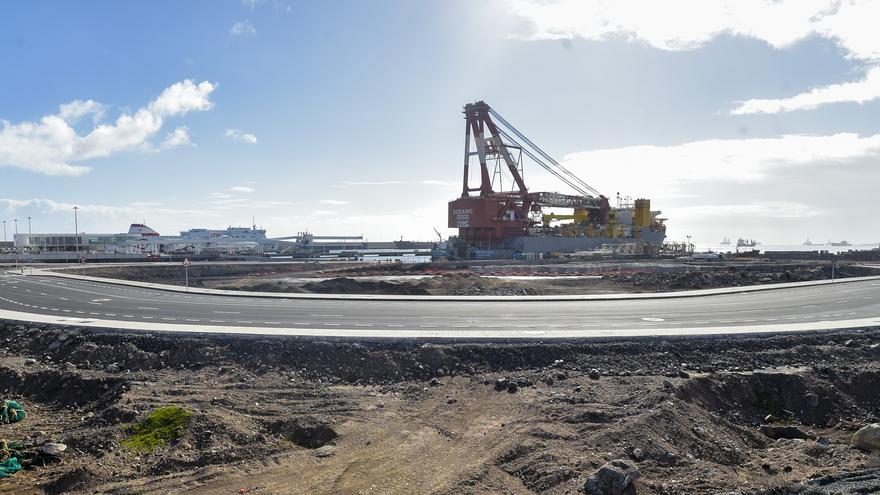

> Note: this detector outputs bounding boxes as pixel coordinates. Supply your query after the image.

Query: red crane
[448,101,609,245]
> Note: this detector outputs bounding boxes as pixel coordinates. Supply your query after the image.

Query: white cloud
[147,80,216,117]
[0,79,216,176]
[552,132,880,198]
[529,132,880,241]
[229,186,255,193]
[508,1,880,112]
[230,20,257,37]
[508,1,880,61]
[335,179,457,188]
[732,66,880,114]
[0,197,217,220]
[58,99,106,123]
[224,128,258,144]
[161,127,192,149]
[320,199,348,205]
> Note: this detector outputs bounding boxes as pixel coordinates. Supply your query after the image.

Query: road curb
[1,308,878,341]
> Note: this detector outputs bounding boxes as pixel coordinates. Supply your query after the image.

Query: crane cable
[489,109,603,198]
[497,129,591,197]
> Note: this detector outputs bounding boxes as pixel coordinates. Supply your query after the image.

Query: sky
[1,0,879,245]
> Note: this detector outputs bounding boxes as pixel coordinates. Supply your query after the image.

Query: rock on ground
[583,459,640,495]
[851,423,880,451]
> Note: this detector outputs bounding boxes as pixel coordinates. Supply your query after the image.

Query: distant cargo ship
[803,238,814,246]
[737,238,757,248]
[830,240,851,246]
[720,237,731,245]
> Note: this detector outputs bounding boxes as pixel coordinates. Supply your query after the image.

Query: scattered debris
[0,399,26,424]
[314,445,337,458]
[759,425,816,441]
[40,443,67,456]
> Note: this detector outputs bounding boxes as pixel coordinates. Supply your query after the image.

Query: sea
[696,243,880,255]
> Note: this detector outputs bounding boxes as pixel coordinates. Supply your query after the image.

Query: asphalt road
[1,273,879,339]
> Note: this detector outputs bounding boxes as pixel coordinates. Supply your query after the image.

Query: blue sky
[2,0,879,245]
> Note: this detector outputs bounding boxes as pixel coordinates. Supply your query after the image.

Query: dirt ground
[67,259,879,297]
[211,263,878,296]
[0,322,878,494]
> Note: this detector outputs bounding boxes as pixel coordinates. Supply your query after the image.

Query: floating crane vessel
[447,101,666,259]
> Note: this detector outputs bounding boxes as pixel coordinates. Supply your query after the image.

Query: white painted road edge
[1,308,878,340]
[14,269,880,302]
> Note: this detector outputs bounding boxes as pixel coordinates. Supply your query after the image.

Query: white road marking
[641,317,665,322]
[213,311,239,314]
[137,307,159,310]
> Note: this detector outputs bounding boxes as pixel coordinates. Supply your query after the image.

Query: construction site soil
[0,322,878,494]
[64,260,880,296]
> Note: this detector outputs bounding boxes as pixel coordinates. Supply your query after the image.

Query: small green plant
[121,406,191,452]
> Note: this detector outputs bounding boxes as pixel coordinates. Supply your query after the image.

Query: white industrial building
[12,223,279,260]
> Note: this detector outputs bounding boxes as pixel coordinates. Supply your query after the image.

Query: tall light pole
[2,220,5,244]
[73,206,79,266]
[13,218,18,234]
[27,216,31,234]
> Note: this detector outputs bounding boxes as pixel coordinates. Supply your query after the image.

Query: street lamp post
[13,218,18,271]
[73,206,81,272]
[27,216,31,234]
